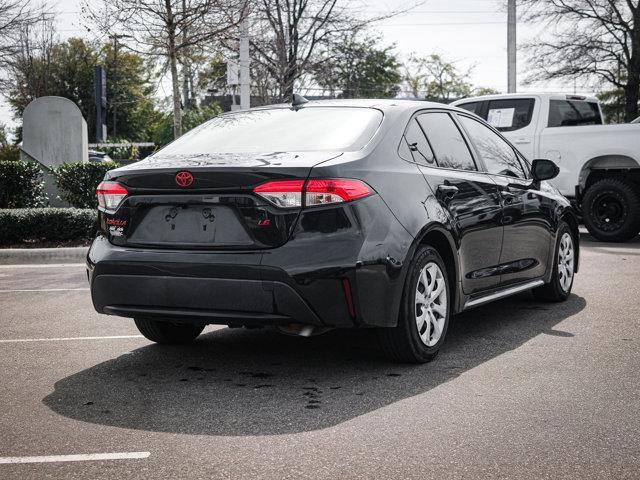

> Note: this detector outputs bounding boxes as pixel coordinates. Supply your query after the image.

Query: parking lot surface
[0,232,639,479]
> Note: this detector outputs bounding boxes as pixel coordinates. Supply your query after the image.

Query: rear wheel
[533,222,575,302]
[378,246,451,363]
[582,178,640,242]
[134,318,205,344]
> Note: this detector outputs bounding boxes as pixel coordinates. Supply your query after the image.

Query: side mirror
[531,159,560,181]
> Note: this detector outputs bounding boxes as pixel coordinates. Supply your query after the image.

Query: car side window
[486,98,535,132]
[548,100,602,127]
[416,113,477,171]
[457,101,483,116]
[458,115,526,179]
[403,118,435,166]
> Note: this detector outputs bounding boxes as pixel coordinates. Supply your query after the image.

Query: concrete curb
[0,247,88,265]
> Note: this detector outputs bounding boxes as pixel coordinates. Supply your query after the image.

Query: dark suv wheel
[582,178,640,242]
[134,318,205,344]
[378,246,451,363]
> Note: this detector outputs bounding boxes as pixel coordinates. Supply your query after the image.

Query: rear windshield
[159,107,383,154]
[548,100,602,127]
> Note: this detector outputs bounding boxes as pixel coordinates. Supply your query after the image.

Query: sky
[0,0,596,132]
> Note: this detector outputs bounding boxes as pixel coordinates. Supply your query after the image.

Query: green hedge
[55,161,119,208]
[0,161,46,208]
[0,208,97,245]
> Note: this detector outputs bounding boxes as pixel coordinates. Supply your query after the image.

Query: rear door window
[548,100,602,127]
[403,118,435,166]
[457,101,483,116]
[486,98,535,132]
[458,115,526,179]
[416,113,477,171]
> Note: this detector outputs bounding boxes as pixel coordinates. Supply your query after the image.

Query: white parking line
[0,288,89,293]
[0,452,150,464]
[0,335,144,343]
[0,263,85,269]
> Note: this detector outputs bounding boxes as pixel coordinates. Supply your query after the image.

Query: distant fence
[88,142,155,148]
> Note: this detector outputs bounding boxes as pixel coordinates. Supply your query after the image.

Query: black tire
[134,318,205,344]
[582,178,640,242]
[533,222,575,302]
[378,246,451,363]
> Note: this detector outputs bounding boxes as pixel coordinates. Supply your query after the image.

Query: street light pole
[239,3,250,110]
[507,0,517,93]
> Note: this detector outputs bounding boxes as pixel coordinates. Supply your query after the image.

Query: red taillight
[306,179,372,206]
[253,179,372,208]
[253,180,304,208]
[96,181,128,211]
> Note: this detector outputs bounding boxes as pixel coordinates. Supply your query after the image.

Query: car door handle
[437,184,459,198]
[501,189,520,204]
[514,138,531,145]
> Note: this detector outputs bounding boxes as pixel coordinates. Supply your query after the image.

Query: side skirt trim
[463,280,545,309]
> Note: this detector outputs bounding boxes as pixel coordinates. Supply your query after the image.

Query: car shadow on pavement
[43,292,586,436]
[580,231,640,252]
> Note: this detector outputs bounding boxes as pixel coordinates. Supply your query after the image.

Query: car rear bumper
[87,234,327,327]
[87,196,414,329]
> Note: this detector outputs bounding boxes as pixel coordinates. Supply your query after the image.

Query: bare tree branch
[520,0,640,121]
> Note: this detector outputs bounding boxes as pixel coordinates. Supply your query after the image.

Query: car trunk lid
[101,151,341,250]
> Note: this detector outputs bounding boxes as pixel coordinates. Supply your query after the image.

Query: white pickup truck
[452,93,640,242]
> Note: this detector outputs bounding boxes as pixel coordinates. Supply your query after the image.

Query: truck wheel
[582,178,640,242]
[134,318,205,344]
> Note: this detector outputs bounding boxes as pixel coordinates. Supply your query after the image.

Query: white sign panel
[487,108,515,129]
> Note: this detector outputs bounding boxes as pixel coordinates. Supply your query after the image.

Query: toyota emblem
[175,171,194,187]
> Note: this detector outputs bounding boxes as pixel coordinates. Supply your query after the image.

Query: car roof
[451,92,600,105]
[246,98,455,114]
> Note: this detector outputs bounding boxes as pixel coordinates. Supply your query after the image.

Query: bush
[55,161,119,208]
[0,160,46,208]
[0,144,20,162]
[0,208,97,245]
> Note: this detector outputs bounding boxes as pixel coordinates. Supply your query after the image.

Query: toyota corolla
[87,98,579,363]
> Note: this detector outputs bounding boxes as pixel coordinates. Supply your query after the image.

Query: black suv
[87,99,579,363]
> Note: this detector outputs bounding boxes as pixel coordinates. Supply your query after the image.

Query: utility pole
[181,0,190,110]
[111,35,120,137]
[239,3,250,110]
[507,0,517,93]
[94,65,107,142]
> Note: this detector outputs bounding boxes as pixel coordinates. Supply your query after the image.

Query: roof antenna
[292,93,309,109]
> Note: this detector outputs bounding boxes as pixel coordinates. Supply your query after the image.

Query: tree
[314,35,401,98]
[84,0,244,139]
[0,123,19,161]
[250,0,415,102]
[0,0,47,65]
[404,54,473,103]
[520,0,640,122]
[597,85,639,122]
[2,29,158,142]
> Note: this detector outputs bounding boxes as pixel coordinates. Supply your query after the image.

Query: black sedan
[87,98,579,363]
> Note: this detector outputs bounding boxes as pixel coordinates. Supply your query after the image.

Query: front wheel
[134,318,205,344]
[533,223,576,302]
[378,246,451,363]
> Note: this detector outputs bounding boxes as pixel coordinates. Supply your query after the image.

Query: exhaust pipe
[277,324,333,337]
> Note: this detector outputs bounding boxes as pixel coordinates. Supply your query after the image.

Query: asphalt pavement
[0,232,639,479]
